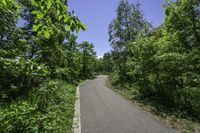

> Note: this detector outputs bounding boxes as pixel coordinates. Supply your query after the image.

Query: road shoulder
[73,86,81,133]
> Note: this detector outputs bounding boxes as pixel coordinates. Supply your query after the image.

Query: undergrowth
[107,74,200,133]
[0,80,76,133]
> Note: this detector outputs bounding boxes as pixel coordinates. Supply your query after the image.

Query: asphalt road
[79,75,176,133]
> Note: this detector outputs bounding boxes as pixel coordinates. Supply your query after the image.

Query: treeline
[0,0,98,132]
[103,0,200,119]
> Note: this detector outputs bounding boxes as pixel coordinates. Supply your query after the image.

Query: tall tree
[79,41,96,79]
[164,0,200,86]
[0,0,87,100]
[0,1,19,58]
[108,0,151,81]
[102,52,114,72]
[164,0,200,48]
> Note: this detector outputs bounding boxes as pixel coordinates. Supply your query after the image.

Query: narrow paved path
[80,75,176,133]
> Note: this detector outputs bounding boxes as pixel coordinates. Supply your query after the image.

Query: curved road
[79,75,176,133]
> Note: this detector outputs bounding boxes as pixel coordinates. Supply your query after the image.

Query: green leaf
[63,15,70,22]
[46,16,52,24]
[31,11,43,15]
[31,11,44,19]
[80,22,87,31]
[57,9,61,16]
[47,1,52,9]
[33,24,42,32]
[65,25,70,30]
[44,31,50,39]
[59,15,62,21]
[56,0,60,3]
[70,23,76,32]
[76,26,80,33]
[31,0,39,6]
[37,13,44,19]
[1,0,7,5]
[60,4,67,11]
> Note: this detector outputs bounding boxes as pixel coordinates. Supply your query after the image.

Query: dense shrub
[174,88,200,119]
[106,0,200,120]
[0,101,39,133]
[0,57,48,102]
[0,80,76,133]
[0,0,97,132]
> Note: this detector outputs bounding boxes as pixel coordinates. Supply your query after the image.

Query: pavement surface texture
[80,75,176,133]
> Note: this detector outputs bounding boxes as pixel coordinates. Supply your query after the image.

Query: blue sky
[69,0,165,57]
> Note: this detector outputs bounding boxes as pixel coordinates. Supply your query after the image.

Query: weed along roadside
[0,80,77,132]
[107,74,200,133]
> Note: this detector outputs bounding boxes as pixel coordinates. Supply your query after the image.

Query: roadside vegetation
[0,0,99,132]
[1,0,199,132]
[102,0,200,132]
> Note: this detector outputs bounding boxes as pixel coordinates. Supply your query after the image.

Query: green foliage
[108,0,151,81]
[35,80,76,132]
[102,52,115,73]
[0,57,48,101]
[0,80,76,133]
[0,101,39,133]
[164,0,200,47]
[174,87,200,119]
[79,41,97,79]
[107,0,200,120]
[108,0,151,49]
[0,0,98,132]
[29,0,86,38]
